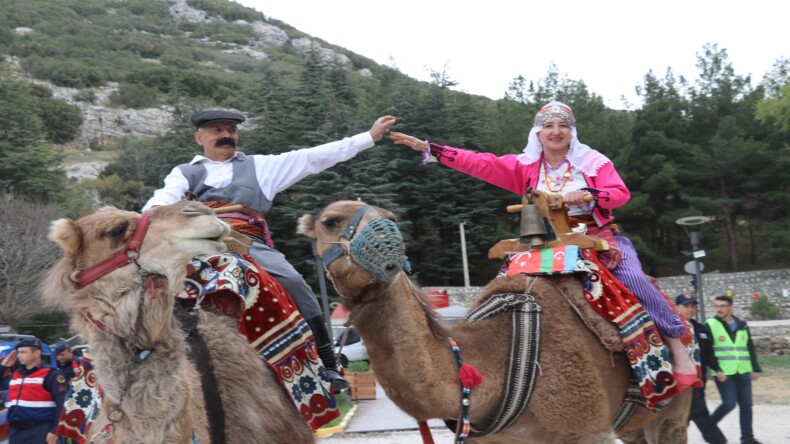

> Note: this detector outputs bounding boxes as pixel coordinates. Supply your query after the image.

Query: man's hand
[716,371,726,382]
[752,372,760,381]
[389,132,428,152]
[47,432,58,444]
[369,116,397,141]
[1,350,17,367]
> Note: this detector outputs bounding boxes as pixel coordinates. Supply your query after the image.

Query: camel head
[298,200,406,307]
[42,201,230,343]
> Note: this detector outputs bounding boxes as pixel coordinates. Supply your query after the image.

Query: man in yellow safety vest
[706,295,762,444]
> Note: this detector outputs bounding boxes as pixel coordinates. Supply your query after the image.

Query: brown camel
[42,201,314,444]
[298,200,691,444]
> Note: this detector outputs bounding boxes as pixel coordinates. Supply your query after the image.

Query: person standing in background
[676,293,727,444]
[707,295,762,444]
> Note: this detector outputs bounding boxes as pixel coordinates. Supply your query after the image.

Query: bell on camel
[519,203,547,248]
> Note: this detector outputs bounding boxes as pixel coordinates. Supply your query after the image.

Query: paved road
[321,382,790,443]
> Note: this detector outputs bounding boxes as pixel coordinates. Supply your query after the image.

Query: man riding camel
[143,110,396,391]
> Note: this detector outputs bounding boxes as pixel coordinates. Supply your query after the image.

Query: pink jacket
[427,143,630,227]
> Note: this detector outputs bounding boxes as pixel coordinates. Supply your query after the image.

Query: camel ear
[297,214,316,238]
[49,218,83,257]
[375,206,399,222]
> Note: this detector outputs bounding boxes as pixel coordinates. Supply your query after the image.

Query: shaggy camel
[42,201,313,444]
[299,200,691,444]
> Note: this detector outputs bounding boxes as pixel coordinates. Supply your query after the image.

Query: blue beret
[54,340,69,355]
[190,110,245,128]
[675,293,698,305]
[16,338,42,350]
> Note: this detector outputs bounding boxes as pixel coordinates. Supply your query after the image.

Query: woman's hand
[389,132,428,152]
[563,190,592,206]
[369,116,397,141]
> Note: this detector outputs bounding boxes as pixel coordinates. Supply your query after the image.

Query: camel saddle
[489,190,623,352]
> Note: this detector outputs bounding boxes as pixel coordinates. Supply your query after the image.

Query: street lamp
[675,216,713,320]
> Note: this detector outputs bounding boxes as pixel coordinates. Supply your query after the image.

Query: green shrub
[346,361,371,372]
[191,22,256,45]
[36,98,83,143]
[109,83,159,108]
[48,59,105,88]
[73,88,97,104]
[750,295,781,320]
[187,0,263,22]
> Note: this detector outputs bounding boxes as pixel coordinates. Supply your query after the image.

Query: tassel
[458,363,483,388]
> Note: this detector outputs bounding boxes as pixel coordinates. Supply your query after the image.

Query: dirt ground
[320,370,790,444]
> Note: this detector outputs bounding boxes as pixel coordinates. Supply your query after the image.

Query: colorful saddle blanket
[180,253,339,429]
[506,246,700,409]
[56,357,102,442]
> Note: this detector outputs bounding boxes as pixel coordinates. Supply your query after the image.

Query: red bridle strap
[76,210,154,289]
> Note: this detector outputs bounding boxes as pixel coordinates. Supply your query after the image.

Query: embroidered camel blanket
[506,246,700,409]
[56,357,102,442]
[180,253,340,429]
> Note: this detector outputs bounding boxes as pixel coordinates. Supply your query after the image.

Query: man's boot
[306,316,349,392]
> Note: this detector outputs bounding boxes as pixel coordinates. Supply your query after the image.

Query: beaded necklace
[541,158,572,194]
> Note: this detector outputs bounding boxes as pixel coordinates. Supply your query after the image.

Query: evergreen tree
[0,76,66,202]
[685,44,772,271]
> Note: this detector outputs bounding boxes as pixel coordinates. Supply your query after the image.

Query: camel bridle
[75,209,156,289]
[73,209,166,337]
[318,205,408,303]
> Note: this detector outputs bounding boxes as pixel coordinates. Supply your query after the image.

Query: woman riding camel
[390,101,697,389]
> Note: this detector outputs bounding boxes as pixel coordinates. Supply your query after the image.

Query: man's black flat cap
[191,110,245,128]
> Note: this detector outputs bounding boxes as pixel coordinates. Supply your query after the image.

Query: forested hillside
[1,0,788,333]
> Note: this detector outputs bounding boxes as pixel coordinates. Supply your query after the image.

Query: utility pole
[460,222,470,288]
[676,216,712,321]
[690,231,706,321]
[311,242,334,341]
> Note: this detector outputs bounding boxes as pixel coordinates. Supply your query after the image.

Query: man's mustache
[215,138,236,147]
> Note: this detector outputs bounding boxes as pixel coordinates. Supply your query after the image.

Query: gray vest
[178,153,273,215]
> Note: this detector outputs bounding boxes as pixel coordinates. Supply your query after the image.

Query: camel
[298,200,691,444]
[42,201,314,444]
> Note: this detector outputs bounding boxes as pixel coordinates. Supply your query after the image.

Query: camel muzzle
[322,205,409,282]
[348,217,407,281]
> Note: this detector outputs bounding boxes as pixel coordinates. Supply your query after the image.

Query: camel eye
[321,218,340,230]
[105,222,129,240]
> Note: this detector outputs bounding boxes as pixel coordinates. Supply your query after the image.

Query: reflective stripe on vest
[706,319,753,375]
[5,367,57,422]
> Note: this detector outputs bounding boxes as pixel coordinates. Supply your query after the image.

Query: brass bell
[519,203,547,248]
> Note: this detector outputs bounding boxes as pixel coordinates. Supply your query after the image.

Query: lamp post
[459,222,470,288]
[676,216,712,321]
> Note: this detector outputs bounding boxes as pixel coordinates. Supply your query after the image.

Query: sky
[236,1,787,109]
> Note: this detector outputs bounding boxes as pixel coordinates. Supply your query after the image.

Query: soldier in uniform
[0,338,68,444]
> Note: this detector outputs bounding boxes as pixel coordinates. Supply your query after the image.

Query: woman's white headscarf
[515,101,610,176]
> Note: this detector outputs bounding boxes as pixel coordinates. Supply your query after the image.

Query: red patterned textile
[55,357,101,443]
[180,253,340,430]
[579,248,701,408]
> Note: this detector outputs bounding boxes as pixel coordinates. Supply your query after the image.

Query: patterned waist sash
[202,201,275,248]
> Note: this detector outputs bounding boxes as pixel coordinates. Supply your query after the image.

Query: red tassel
[458,363,483,388]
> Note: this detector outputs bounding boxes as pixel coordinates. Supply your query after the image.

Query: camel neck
[349,275,462,420]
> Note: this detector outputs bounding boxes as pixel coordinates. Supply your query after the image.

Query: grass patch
[321,392,354,428]
[758,353,790,373]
